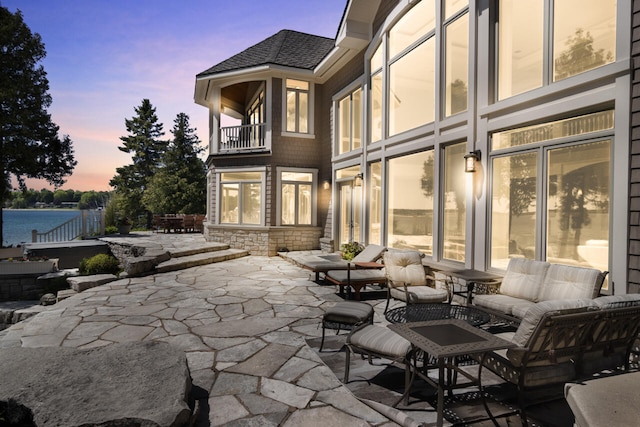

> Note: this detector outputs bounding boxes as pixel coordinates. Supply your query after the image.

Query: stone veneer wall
[630,0,640,293]
[205,226,323,256]
[0,274,43,301]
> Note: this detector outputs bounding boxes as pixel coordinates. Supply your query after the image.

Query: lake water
[2,209,80,247]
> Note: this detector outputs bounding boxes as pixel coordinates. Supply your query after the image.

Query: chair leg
[344,346,352,383]
[319,321,326,352]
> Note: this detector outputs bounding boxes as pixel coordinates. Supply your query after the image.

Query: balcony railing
[218,123,266,153]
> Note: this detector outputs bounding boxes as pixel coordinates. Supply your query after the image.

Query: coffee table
[389,319,515,427]
[385,303,490,327]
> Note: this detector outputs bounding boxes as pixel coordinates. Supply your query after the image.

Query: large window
[280,170,314,225]
[442,142,466,261]
[338,88,362,154]
[490,112,612,272]
[286,79,309,133]
[387,151,434,253]
[444,9,468,116]
[388,0,436,136]
[219,171,263,225]
[498,0,616,100]
[370,44,383,143]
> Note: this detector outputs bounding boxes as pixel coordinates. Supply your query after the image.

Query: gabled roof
[197,30,335,78]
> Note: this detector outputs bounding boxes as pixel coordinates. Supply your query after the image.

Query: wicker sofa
[472,258,608,323]
[476,294,640,425]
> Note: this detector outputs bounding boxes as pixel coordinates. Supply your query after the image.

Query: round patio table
[385,304,490,327]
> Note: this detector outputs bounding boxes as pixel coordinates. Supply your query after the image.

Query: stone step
[168,242,230,258]
[155,248,249,273]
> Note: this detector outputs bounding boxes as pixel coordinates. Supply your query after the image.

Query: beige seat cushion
[473,294,535,317]
[349,325,411,359]
[389,286,448,304]
[498,258,550,301]
[383,250,427,286]
[538,264,602,301]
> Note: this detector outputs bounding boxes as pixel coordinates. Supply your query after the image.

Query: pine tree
[0,6,76,245]
[142,113,206,214]
[110,99,166,226]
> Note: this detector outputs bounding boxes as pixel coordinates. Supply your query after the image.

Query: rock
[40,293,56,305]
[67,273,117,292]
[0,341,192,426]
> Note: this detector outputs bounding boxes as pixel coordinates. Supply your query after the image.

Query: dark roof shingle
[197,30,335,78]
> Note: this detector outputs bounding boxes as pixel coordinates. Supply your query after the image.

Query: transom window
[219,171,263,225]
[497,0,616,100]
[286,79,309,133]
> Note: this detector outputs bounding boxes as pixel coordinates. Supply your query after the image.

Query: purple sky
[3,0,346,191]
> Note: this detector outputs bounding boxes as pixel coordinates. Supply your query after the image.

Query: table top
[389,319,515,358]
[445,269,502,282]
[385,304,490,326]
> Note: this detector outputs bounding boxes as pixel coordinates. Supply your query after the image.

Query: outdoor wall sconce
[353,173,364,187]
[464,150,481,173]
[322,180,330,190]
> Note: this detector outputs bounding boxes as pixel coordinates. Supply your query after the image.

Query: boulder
[0,341,192,426]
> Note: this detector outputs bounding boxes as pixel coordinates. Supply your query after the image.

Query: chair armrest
[353,261,384,269]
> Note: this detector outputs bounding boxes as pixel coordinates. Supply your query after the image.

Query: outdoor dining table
[389,319,515,427]
[385,303,491,326]
[421,259,502,305]
[161,216,184,233]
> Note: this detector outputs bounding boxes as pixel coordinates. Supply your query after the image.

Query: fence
[32,210,106,243]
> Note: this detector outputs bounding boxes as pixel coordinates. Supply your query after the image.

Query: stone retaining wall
[204,225,323,256]
[0,274,43,301]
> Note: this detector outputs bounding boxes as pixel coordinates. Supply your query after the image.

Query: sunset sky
[3,0,345,191]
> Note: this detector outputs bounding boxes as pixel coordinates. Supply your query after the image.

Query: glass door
[338,181,362,245]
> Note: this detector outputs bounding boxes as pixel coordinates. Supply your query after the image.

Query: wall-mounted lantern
[353,173,363,187]
[464,150,481,173]
[322,180,331,190]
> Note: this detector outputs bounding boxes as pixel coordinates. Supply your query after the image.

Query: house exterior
[196,0,639,295]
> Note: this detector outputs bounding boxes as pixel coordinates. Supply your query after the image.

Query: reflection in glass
[389,39,435,136]
[442,142,466,261]
[387,151,434,253]
[338,89,362,154]
[547,141,610,271]
[242,183,261,225]
[491,152,538,269]
[369,162,382,245]
[371,72,383,142]
[553,0,615,81]
[498,0,543,99]
[445,13,468,116]
[221,184,239,224]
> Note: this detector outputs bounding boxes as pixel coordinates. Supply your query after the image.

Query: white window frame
[215,166,266,227]
[282,78,315,138]
[276,167,318,226]
[333,79,365,158]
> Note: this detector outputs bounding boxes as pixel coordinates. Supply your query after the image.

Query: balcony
[216,123,267,154]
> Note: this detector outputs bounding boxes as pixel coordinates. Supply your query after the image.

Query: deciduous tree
[0,7,76,245]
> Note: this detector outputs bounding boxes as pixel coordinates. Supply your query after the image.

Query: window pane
[221,172,261,181]
[371,72,383,142]
[282,172,312,182]
[299,92,308,133]
[371,43,383,72]
[339,96,350,154]
[442,143,466,261]
[554,0,616,81]
[547,140,610,271]
[286,79,309,90]
[388,0,435,59]
[498,0,543,100]
[387,151,434,253]
[282,183,295,225]
[221,183,239,224]
[445,13,469,116]
[389,39,435,136]
[298,184,312,224]
[286,90,297,132]
[242,183,261,224]
[353,88,362,149]
[369,162,382,245]
[445,0,468,20]
[492,110,614,150]
[490,152,537,269]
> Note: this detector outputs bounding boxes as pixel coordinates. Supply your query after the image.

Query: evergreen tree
[0,7,76,245]
[142,113,206,214]
[109,99,166,226]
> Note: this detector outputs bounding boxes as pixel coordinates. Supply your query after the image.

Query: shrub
[105,225,118,235]
[341,241,364,261]
[79,253,121,276]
